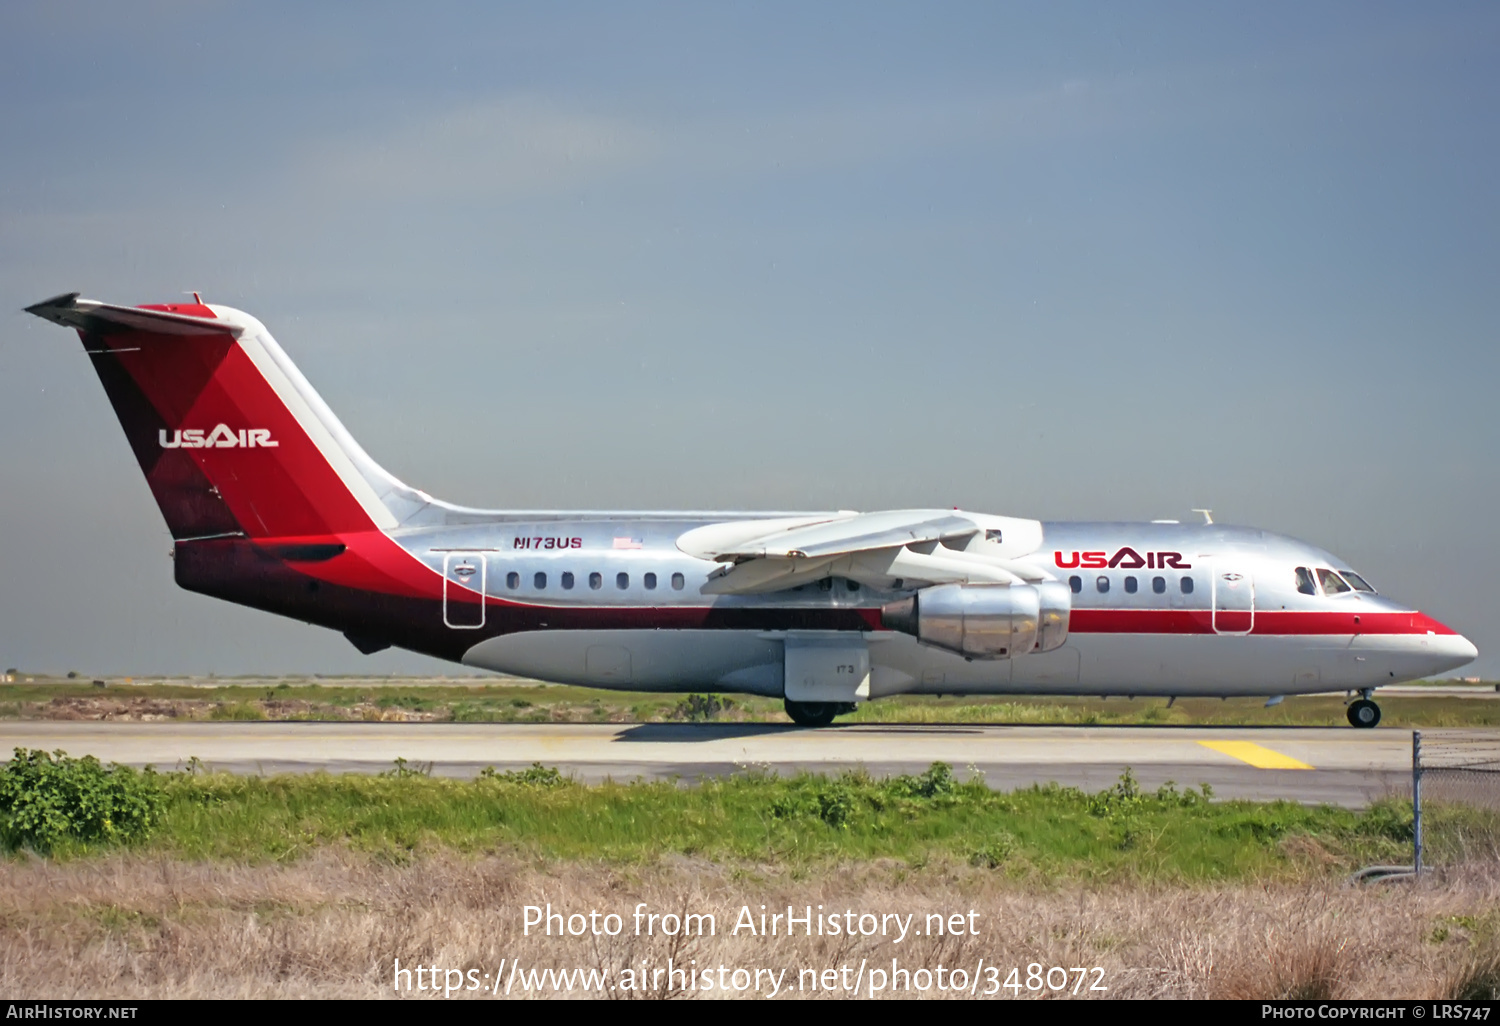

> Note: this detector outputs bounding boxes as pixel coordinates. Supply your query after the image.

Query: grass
[3,675,1500,726]
[17,757,1479,884]
[3,748,1498,1000]
[3,850,1499,999]
[845,693,1500,728]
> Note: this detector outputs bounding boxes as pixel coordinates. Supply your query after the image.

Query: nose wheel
[1347,698,1381,729]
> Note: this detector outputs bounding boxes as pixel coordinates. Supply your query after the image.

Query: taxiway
[0,721,1460,806]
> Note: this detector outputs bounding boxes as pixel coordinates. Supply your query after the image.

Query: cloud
[290,76,1138,210]
[302,96,656,203]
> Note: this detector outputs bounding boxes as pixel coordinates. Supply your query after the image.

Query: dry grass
[2,853,1497,999]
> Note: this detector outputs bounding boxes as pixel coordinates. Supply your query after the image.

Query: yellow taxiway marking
[1198,740,1313,770]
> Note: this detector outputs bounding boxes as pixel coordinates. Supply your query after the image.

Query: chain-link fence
[1414,730,1500,872]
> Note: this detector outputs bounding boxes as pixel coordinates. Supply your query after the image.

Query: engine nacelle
[1033,580,1072,653]
[881,582,1070,659]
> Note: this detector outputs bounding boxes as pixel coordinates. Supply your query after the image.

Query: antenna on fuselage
[1191,508,1214,525]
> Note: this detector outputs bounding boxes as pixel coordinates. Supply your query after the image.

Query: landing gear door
[1212,567,1254,635]
[443,552,486,629]
[784,635,870,703]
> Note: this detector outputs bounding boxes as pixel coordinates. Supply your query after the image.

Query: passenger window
[1152,576,1166,594]
[506,571,520,590]
[1069,575,1082,594]
[985,529,1003,542]
[1342,571,1376,593]
[846,580,860,592]
[644,572,657,590]
[1124,576,1138,594]
[561,571,575,590]
[1317,568,1351,594]
[616,572,629,590]
[819,578,833,592]
[671,572,685,590]
[589,572,602,590]
[1181,577,1194,595]
[533,572,547,589]
[1096,576,1110,593]
[1294,567,1316,596]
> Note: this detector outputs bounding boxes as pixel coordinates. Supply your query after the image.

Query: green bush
[1087,767,1142,816]
[771,762,977,828]
[477,762,569,787]
[887,761,959,800]
[0,748,165,853]
[814,781,857,828]
[380,757,433,778]
[671,694,736,722]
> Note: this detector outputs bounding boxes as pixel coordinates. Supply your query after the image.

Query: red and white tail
[26,293,426,541]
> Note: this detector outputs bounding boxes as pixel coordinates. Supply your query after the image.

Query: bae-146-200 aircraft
[26,293,1478,727]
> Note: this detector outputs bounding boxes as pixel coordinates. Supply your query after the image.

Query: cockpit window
[1294,566,1317,596]
[1317,568,1351,594]
[1342,571,1376,593]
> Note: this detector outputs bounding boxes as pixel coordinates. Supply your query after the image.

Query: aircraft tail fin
[26,293,429,540]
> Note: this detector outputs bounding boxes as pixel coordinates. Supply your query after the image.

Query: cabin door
[1212,568,1254,634]
[443,552,487,629]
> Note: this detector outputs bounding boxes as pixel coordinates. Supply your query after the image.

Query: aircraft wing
[677,510,1052,595]
[679,510,978,561]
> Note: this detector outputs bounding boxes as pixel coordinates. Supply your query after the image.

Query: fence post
[1412,730,1423,877]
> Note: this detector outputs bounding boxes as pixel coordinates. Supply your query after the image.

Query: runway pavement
[1,720,1471,806]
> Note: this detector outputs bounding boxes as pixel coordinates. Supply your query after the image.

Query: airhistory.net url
[393,957,1108,998]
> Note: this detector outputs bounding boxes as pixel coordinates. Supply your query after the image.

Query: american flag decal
[612,537,644,550]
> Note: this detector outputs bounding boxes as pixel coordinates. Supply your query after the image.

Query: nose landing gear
[1346,691,1382,729]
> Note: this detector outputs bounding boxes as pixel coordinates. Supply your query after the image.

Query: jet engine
[1032,580,1072,653]
[880,582,1071,659]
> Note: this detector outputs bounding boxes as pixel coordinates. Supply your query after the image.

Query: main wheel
[783,699,838,727]
[1347,698,1381,729]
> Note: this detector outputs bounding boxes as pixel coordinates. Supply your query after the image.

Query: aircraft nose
[1453,633,1480,664]
[1417,616,1478,674]
[1394,611,1478,677]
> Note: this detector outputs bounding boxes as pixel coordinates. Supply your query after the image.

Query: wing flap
[676,514,854,561]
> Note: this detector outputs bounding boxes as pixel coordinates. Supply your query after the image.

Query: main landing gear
[783,699,854,728]
[1347,691,1382,729]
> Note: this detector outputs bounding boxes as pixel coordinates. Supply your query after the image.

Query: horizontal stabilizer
[25,293,240,337]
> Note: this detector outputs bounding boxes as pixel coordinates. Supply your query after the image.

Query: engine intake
[881,582,1070,659]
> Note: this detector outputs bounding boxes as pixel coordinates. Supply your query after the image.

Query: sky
[1,1,1496,677]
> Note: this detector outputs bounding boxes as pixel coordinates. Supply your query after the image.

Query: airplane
[25,293,1478,728]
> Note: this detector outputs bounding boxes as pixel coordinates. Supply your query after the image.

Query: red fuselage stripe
[1066,609,1455,636]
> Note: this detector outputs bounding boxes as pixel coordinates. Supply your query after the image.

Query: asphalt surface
[2,721,1474,807]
